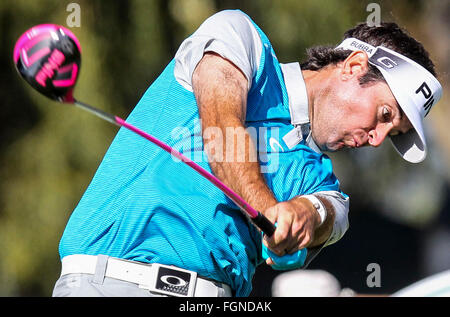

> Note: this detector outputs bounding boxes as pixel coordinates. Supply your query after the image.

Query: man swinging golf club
[16,9,442,297]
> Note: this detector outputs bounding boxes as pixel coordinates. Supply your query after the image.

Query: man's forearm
[192,52,277,214]
[207,124,278,214]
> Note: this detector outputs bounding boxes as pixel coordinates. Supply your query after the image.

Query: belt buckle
[142,263,197,297]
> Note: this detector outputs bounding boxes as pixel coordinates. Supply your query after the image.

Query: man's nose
[368,123,392,147]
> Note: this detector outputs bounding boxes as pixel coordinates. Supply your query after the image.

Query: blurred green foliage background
[0,0,449,296]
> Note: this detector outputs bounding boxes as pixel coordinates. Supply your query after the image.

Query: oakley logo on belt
[156,267,192,296]
[160,274,188,287]
[143,264,197,297]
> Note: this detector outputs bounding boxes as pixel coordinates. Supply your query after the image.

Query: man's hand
[263,196,335,266]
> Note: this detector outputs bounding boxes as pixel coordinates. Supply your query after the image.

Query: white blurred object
[271,269,355,297]
[392,269,450,297]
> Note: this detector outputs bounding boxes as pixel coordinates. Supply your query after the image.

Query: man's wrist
[301,194,327,226]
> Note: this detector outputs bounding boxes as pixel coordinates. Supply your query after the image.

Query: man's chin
[320,142,343,152]
[310,134,343,152]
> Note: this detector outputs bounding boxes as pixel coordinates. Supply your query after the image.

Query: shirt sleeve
[174,9,263,91]
[315,190,350,247]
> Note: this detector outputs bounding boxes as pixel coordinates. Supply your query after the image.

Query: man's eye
[382,107,391,121]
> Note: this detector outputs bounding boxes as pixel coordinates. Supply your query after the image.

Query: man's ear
[340,50,369,81]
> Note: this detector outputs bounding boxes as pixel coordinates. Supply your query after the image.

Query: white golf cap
[336,38,442,163]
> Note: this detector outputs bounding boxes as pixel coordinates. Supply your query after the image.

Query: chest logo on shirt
[269,137,284,153]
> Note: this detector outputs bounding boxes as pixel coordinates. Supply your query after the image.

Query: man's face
[310,59,413,152]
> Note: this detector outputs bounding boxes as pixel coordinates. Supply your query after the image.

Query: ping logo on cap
[416,82,434,116]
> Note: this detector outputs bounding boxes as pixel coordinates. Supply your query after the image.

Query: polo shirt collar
[280,62,322,154]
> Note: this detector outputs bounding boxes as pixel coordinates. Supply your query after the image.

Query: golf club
[13,24,277,237]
